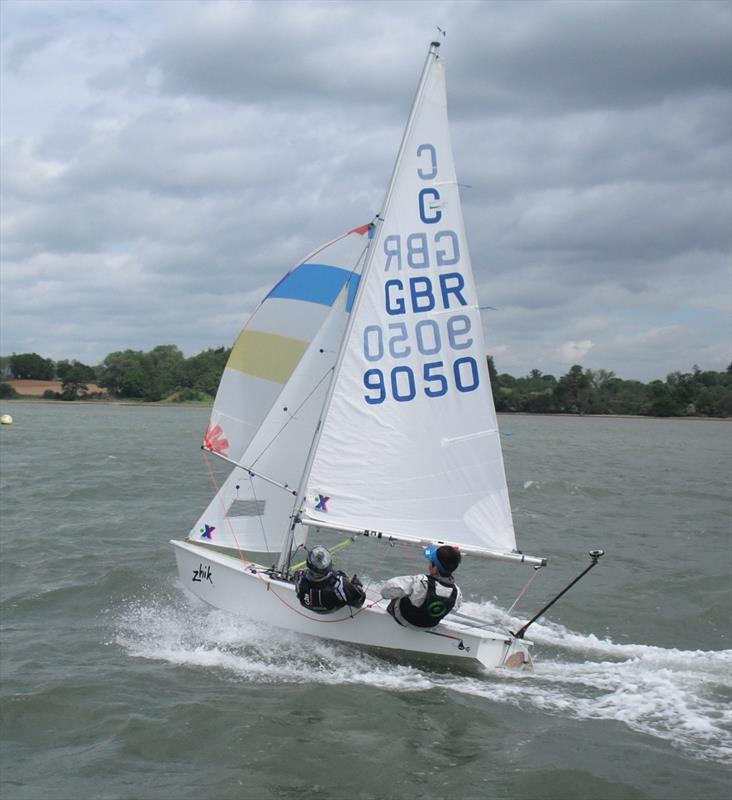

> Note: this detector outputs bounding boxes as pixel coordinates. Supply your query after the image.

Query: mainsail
[300,45,517,557]
[190,226,371,553]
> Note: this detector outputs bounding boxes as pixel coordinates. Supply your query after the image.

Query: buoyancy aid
[295,570,364,614]
[395,575,458,628]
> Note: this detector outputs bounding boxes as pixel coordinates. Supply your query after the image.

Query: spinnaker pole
[202,447,297,496]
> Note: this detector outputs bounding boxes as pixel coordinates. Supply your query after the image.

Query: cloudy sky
[1,0,730,381]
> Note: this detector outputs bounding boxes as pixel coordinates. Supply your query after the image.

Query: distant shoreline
[1,397,729,421]
[0,398,210,408]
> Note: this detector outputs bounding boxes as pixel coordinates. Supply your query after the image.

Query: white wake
[112,586,732,765]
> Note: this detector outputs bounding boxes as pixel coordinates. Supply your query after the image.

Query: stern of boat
[501,637,534,671]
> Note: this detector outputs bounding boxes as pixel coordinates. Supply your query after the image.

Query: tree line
[0,346,229,402]
[487,359,732,418]
[1,348,731,418]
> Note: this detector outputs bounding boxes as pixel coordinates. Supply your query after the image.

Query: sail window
[229,499,266,518]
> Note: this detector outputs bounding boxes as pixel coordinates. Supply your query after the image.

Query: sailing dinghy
[172,41,547,670]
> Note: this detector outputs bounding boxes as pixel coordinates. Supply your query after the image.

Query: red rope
[201,450,249,567]
[507,565,543,615]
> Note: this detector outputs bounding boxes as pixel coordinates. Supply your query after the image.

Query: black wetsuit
[387,574,458,628]
[295,569,366,614]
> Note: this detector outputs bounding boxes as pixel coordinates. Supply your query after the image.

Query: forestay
[192,227,370,554]
[301,47,516,556]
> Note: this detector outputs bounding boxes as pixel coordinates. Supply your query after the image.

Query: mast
[276,43,442,574]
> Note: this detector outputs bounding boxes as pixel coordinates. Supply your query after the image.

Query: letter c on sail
[416,144,438,179]
[419,188,442,224]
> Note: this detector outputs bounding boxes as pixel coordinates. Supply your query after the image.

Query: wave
[112,583,732,765]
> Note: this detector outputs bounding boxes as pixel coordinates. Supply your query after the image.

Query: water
[1,403,730,800]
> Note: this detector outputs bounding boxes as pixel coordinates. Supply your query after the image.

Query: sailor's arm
[380,575,420,599]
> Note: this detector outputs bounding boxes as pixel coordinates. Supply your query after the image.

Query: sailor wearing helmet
[294,545,366,615]
[381,545,462,628]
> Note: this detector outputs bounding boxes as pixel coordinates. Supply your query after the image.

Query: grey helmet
[306,545,333,574]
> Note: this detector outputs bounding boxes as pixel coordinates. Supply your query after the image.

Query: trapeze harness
[295,571,364,615]
[388,575,458,628]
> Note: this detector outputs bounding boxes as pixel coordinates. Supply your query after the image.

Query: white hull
[172,539,533,671]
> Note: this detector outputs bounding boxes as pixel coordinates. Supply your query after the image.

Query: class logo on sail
[199,524,215,540]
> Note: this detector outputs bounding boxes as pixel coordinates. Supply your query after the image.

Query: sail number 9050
[364,358,479,404]
[361,314,480,404]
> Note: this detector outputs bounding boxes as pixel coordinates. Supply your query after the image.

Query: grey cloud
[0,0,729,380]
[450,0,731,115]
[143,3,403,109]
[3,31,55,72]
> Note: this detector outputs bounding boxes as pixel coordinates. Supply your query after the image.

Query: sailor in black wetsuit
[381,545,462,628]
[294,545,366,615]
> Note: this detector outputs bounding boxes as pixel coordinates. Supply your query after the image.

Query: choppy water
[1,403,730,800]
